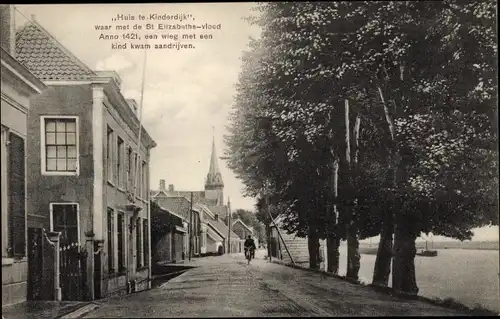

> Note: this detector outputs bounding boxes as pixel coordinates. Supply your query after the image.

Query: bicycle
[245,248,252,265]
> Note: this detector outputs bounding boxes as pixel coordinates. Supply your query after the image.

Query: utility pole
[189,192,193,261]
[265,192,272,263]
[227,197,231,254]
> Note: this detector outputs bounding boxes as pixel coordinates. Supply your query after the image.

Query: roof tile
[15,22,96,81]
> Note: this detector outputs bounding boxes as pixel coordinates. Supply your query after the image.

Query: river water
[335,245,500,312]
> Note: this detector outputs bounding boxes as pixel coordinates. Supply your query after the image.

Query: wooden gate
[27,228,43,300]
[60,242,88,301]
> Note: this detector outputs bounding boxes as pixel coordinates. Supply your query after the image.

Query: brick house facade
[15,17,156,300]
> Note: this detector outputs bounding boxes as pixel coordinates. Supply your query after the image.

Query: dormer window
[214,214,218,221]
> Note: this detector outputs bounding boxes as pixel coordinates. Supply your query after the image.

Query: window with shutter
[117,212,125,271]
[143,220,149,266]
[106,126,114,184]
[136,217,142,268]
[8,132,26,257]
[141,160,147,199]
[127,147,133,190]
[107,207,115,273]
[116,137,124,188]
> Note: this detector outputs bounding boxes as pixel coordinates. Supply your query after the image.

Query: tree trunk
[308,223,320,270]
[327,158,340,274]
[372,209,394,286]
[372,86,398,287]
[266,221,272,260]
[374,85,418,294]
[346,221,360,281]
[345,100,362,281]
[392,220,419,296]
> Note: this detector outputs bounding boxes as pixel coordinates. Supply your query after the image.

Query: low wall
[2,258,27,306]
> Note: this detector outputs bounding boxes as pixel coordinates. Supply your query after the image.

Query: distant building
[1,5,47,306]
[151,135,240,255]
[150,203,187,264]
[232,219,259,252]
[15,16,156,300]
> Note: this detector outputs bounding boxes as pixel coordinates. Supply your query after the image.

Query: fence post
[85,231,95,301]
[47,231,62,301]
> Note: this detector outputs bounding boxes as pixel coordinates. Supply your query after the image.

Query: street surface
[85,249,467,317]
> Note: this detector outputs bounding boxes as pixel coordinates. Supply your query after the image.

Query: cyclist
[244,235,256,261]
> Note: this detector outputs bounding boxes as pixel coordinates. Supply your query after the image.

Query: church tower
[204,129,224,205]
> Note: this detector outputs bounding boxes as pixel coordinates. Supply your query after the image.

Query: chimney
[214,214,219,221]
[159,179,166,191]
[168,184,174,192]
[0,5,16,57]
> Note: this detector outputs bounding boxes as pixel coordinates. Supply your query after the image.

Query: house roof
[232,219,254,233]
[150,188,223,208]
[154,196,191,221]
[151,205,183,228]
[15,20,96,81]
[209,219,239,240]
[1,47,47,95]
[207,205,229,220]
[206,223,225,241]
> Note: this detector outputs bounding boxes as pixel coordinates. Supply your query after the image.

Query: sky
[14,4,498,241]
[15,3,261,211]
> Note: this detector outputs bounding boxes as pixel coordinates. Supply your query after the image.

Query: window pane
[67,159,77,171]
[53,209,65,226]
[47,159,57,171]
[67,146,77,158]
[66,121,76,132]
[66,226,78,244]
[57,159,67,171]
[56,121,66,132]
[46,146,57,158]
[46,121,56,132]
[65,205,78,225]
[66,133,76,145]
[46,133,56,144]
[56,133,66,145]
[57,146,66,158]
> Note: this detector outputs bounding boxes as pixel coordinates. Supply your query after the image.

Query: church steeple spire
[205,126,224,189]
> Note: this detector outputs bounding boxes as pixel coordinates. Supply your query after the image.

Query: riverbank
[360,241,500,251]
[340,246,500,312]
[270,258,498,316]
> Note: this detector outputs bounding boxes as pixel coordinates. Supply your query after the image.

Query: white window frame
[116,210,125,270]
[106,125,114,185]
[49,202,81,244]
[116,136,125,190]
[137,155,144,199]
[107,207,115,273]
[136,217,143,267]
[41,116,80,176]
[141,160,147,200]
[126,146,133,191]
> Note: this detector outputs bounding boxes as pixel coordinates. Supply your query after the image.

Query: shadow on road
[151,263,197,288]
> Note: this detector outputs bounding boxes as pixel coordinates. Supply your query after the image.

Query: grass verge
[270,259,498,316]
